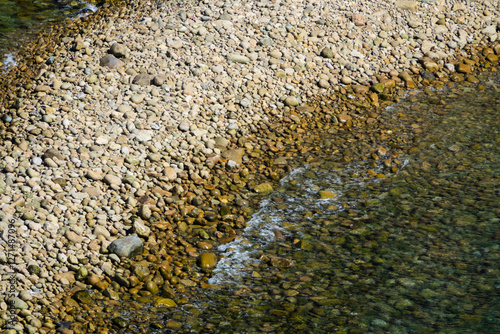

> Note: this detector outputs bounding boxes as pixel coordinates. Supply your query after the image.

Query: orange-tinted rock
[336,114,352,123]
[456,63,471,73]
[487,53,498,62]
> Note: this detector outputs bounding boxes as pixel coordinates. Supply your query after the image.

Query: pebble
[134,219,151,237]
[284,96,299,107]
[178,121,190,132]
[227,54,251,63]
[31,157,43,166]
[87,170,103,181]
[104,174,121,186]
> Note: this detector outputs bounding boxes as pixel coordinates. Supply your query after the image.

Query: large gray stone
[108,235,144,258]
[132,73,153,86]
[100,54,124,69]
[109,43,127,58]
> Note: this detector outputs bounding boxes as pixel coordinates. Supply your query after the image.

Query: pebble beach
[0,0,499,332]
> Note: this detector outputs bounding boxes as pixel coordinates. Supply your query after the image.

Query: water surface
[0,0,97,68]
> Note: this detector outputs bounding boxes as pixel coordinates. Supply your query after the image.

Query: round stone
[31,157,43,166]
[284,96,299,107]
[199,252,217,269]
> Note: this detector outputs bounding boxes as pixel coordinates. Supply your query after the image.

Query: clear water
[0,0,97,67]
[111,75,500,333]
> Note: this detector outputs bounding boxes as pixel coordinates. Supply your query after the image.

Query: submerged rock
[73,290,93,304]
[199,252,217,269]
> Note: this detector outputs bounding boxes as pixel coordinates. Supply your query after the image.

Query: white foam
[2,53,17,72]
[209,158,412,285]
[74,1,98,20]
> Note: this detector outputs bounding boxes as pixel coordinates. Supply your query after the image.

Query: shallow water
[0,0,97,68]
[114,75,500,333]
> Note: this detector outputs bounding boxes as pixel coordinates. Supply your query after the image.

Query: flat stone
[221,148,245,165]
[422,59,439,72]
[82,187,101,197]
[153,74,167,86]
[456,63,471,73]
[336,114,352,123]
[352,14,366,26]
[125,155,140,165]
[135,130,152,142]
[254,182,273,193]
[139,205,152,220]
[9,297,28,309]
[214,137,229,148]
[44,148,64,160]
[131,94,143,103]
[73,290,93,304]
[319,190,337,199]
[132,73,153,86]
[154,298,177,307]
[396,1,418,11]
[258,37,274,46]
[95,136,109,145]
[227,54,250,63]
[44,158,58,168]
[35,85,50,92]
[371,83,385,93]
[87,170,103,181]
[318,79,330,88]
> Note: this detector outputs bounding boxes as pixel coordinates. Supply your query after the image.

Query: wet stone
[199,252,217,269]
[72,290,93,304]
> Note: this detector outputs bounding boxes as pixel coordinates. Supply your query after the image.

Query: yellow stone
[487,53,498,62]
[467,75,480,83]
[254,183,273,193]
[319,190,337,199]
[154,298,177,307]
[408,147,420,154]
[199,252,217,269]
[456,63,471,73]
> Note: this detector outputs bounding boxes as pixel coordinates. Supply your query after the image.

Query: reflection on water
[114,75,500,333]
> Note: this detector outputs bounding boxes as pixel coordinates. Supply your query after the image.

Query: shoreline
[0,0,499,332]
